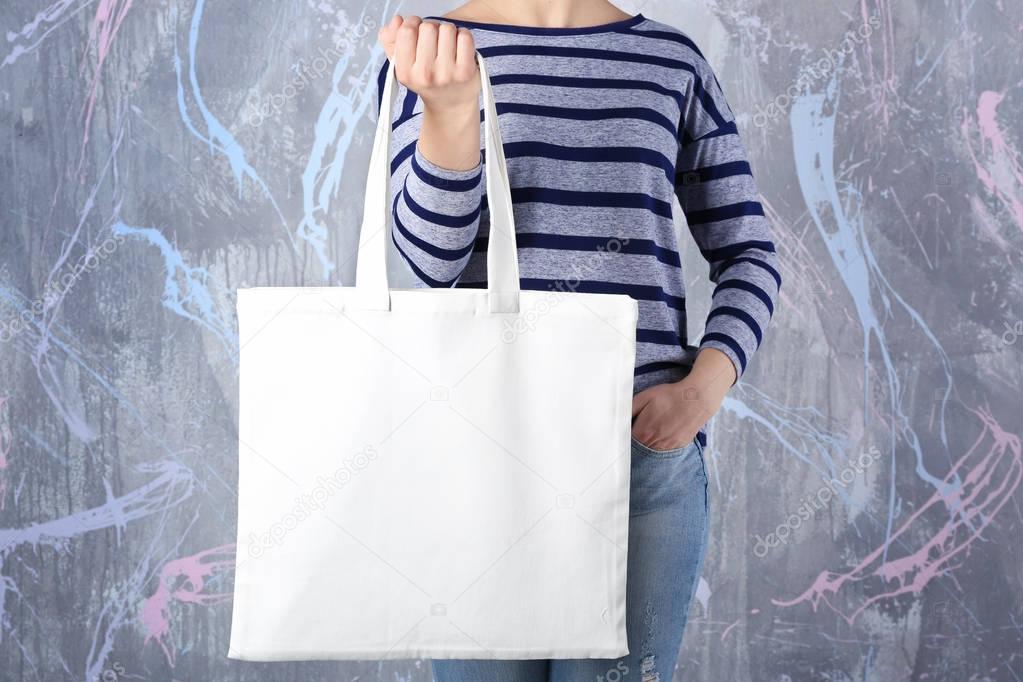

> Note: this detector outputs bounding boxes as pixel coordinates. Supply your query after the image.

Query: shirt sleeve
[674,51,782,383]
[375,58,485,287]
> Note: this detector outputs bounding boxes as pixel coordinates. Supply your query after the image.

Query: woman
[375,1,781,679]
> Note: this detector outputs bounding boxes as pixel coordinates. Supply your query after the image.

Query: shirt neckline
[421,12,646,36]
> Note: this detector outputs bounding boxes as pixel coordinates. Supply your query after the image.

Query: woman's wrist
[668,348,735,418]
[418,100,481,171]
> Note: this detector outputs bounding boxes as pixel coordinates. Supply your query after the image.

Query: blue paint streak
[111,222,238,357]
[298,3,400,282]
[790,69,958,562]
[172,0,298,256]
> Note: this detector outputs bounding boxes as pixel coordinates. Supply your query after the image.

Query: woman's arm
[376,16,484,286]
[632,44,782,451]
[675,51,782,384]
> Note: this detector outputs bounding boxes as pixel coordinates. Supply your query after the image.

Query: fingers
[630,388,662,445]
[631,389,652,418]
[393,15,421,81]
[630,410,649,434]
[377,14,403,58]
[414,20,438,83]
[454,27,477,80]
[435,24,477,85]
[383,15,473,74]
[387,17,479,106]
[433,22,457,82]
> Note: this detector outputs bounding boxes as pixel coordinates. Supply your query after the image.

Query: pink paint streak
[721,608,761,641]
[140,545,235,665]
[720,617,743,641]
[773,407,1022,624]
[963,90,1023,235]
[79,0,135,161]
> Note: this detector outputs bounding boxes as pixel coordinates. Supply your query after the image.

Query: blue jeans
[432,435,710,682]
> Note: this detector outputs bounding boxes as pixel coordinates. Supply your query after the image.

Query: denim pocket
[628,435,709,517]
[630,434,701,460]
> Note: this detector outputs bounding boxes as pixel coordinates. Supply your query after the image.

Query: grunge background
[1,0,1021,680]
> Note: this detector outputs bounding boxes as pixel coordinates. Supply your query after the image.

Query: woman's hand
[377,15,482,171]
[631,348,737,451]
[377,15,480,114]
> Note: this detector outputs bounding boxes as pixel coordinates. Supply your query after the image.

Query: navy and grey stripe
[376,13,781,387]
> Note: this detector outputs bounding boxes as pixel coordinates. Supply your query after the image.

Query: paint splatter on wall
[0,0,1020,680]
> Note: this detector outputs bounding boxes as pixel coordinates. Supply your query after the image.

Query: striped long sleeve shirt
[375,12,781,392]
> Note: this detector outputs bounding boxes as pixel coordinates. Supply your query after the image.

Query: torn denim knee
[640,653,659,681]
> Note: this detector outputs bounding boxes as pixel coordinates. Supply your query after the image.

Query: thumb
[631,389,651,418]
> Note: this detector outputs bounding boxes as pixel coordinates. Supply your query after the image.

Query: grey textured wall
[1,1,1021,680]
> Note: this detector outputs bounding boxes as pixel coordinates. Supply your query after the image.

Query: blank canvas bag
[228,52,638,661]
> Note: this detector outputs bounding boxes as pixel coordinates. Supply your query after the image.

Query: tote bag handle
[355,51,520,313]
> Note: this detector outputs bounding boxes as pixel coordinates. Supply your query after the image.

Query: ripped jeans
[432,435,710,682]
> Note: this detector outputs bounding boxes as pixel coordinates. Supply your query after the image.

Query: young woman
[375,1,780,679]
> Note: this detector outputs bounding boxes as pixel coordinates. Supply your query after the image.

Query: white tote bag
[228,53,638,661]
